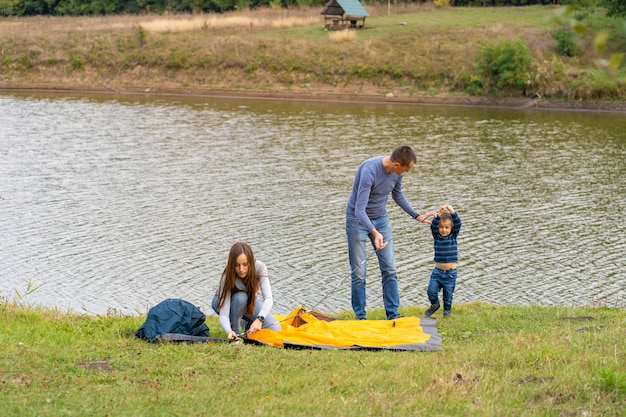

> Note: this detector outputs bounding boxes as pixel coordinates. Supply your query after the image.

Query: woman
[212,242,281,340]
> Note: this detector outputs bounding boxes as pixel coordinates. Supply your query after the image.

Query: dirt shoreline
[3,82,626,113]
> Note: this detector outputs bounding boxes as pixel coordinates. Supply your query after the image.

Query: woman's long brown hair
[217,242,259,315]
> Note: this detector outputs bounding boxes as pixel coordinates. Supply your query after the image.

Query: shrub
[551,27,582,57]
[165,52,188,70]
[136,25,147,47]
[458,73,485,96]
[70,55,85,71]
[475,38,534,92]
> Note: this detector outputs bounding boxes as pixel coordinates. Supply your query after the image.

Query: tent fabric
[158,333,228,343]
[247,306,442,351]
[135,298,210,343]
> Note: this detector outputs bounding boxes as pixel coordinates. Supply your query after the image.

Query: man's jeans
[427,267,457,312]
[346,214,400,320]
[212,292,281,334]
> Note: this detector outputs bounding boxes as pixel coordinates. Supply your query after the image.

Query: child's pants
[427,267,457,312]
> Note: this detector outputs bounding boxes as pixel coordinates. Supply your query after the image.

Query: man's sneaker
[443,310,451,318]
[424,304,440,317]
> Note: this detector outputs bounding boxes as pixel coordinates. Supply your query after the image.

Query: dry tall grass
[0,3,424,35]
[329,30,357,43]
[0,7,324,34]
[138,11,320,32]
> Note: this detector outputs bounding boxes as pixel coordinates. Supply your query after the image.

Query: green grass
[0,5,624,101]
[1,299,624,416]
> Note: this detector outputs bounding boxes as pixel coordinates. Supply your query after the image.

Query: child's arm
[430,214,440,237]
[449,205,461,235]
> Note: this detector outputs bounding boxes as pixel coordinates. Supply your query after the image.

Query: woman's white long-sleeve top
[217,260,274,334]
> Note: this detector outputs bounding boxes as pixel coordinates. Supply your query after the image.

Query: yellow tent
[247,306,442,351]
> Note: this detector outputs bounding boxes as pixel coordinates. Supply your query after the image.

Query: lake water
[1,92,624,316]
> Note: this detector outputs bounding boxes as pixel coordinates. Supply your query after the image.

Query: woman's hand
[248,318,263,335]
[227,331,240,341]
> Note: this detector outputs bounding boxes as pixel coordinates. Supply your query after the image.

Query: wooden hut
[321,0,369,30]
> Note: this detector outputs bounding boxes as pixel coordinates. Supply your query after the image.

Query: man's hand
[372,229,388,250]
[417,211,437,224]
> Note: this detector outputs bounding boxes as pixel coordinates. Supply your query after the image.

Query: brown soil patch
[77,358,115,371]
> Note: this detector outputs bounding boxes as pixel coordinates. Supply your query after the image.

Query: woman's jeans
[212,292,281,334]
[346,214,400,320]
[427,267,457,312]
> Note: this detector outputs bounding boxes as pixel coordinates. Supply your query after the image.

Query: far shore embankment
[3,83,626,113]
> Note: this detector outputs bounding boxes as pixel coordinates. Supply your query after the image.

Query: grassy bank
[1,299,624,416]
[1,4,625,104]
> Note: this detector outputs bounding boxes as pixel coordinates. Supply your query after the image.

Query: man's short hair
[390,146,417,166]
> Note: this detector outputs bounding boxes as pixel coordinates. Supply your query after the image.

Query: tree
[602,0,626,19]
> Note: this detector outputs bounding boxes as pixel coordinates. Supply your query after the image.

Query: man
[346,145,431,320]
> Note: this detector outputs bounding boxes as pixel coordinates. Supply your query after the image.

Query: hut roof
[320,0,369,17]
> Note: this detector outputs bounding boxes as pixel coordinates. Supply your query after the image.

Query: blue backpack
[135,298,210,343]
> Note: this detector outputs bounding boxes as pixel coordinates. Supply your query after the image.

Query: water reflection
[1,92,624,315]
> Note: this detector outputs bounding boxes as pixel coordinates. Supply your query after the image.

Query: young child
[424,203,462,318]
